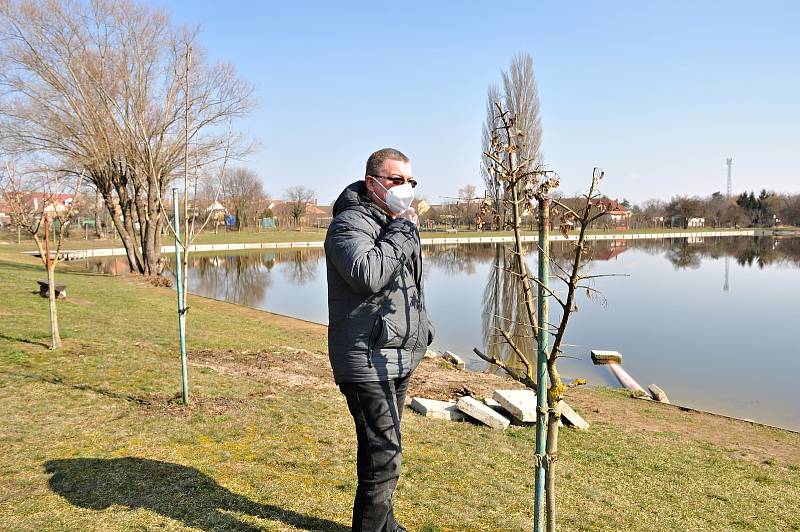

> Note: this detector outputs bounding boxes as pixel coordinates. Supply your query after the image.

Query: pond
[91,236,800,430]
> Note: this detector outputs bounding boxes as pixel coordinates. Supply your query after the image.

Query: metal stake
[533,197,550,531]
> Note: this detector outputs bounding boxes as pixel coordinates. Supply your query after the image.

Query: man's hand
[395,207,418,226]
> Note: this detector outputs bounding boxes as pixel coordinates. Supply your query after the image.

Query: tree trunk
[94,189,104,238]
[142,201,159,276]
[545,400,560,532]
[103,194,143,274]
[46,262,62,349]
[33,232,62,350]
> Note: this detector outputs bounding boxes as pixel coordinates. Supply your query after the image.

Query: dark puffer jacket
[325,180,434,384]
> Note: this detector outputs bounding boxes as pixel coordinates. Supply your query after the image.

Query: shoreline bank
[26,227,800,261]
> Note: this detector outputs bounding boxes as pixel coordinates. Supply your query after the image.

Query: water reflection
[628,235,800,270]
[481,245,536,377]
[190,253,271,308]
[278,249,321,285]
[169,248,323,308]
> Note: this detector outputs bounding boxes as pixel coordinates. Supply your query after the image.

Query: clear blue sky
[149,0,799,205]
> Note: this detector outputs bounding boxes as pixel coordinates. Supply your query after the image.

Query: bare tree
[457,184,478,227]
[1,161,83,349]
[480,53,543,230]
[0,0,254,276]
[481,84,502,228]
[284,186,316,228]
[222,167,264,231]
[475,100,612,532]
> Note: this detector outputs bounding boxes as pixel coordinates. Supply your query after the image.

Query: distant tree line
[634,190,800,228]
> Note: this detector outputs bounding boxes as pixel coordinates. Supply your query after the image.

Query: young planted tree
[475,101,611,531]
[1,163,83,349]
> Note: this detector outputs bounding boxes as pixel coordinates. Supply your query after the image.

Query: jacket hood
[332,180,384,219]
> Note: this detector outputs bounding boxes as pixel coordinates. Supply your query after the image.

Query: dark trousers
[339,374,411,532]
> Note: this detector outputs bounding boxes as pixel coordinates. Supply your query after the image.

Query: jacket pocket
[377,313,410,350]
[366,313,387,367]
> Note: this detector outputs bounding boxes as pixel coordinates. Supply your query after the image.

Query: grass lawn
[1,250,799,531]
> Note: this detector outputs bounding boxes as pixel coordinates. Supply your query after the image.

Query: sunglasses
[370,175,418,188]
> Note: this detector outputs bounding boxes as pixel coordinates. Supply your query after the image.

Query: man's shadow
[44,457,349,531]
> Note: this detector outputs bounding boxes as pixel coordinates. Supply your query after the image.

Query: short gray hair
[365,148,409,177]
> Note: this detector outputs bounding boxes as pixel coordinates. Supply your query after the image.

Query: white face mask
[373,178,415,214]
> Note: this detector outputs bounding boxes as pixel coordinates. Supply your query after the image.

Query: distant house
[314,204,334,228]
[0,200,10,226]
[591,197,632,225]
[3,191,78,218]
[268,199,328,227]
[687,217,705,228]
[31,192,77,215]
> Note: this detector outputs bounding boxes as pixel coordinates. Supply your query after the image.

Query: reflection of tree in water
[278,248,323,285]
[664,244,703,270]
[632,236,800,270]
[423,244,495,276]
[190,253,272,307]
[481,245,538,375]
[480,241,606,376]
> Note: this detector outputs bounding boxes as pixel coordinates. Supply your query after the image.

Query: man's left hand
[395,207,418,227]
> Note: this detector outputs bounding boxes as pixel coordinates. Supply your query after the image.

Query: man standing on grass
[325,148,434,532]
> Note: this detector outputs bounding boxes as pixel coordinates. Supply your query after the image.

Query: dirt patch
[190,347,336,390]
[408,357,526,401]
[137,392,244,417]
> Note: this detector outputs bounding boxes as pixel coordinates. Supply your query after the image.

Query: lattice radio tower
[726,157,733,197]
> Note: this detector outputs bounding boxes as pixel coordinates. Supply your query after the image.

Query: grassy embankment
[1,248,800,530]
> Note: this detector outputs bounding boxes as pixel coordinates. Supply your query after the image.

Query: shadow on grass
[44,457,349,531]
[3,370,152,405]
[0,333,50,349]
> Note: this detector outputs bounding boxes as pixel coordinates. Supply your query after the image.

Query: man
[325,148,434,532]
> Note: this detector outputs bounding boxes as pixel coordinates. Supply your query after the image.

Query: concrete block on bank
[591,350,623,365]
[457,396,510,430]
[410,397,465,421]
[442,351,465,370]
[483,397,508,415]
[648,384,671,404]
[558,401,589,430]
[493,389,538,423]
[423,350,439,359]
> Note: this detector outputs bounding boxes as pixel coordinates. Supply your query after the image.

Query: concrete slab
[442,351,465,370]
[558,401,589,430]
[457,396,510,430]
[483,397,508,415]
[410,397,465,422]
[590,350,623,365]
[492,389,538,423]
[648,384,671,404]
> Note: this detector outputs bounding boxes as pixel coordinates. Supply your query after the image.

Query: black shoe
[395,525,407,532]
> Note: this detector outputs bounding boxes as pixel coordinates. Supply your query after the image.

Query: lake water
[95,236,800,430]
